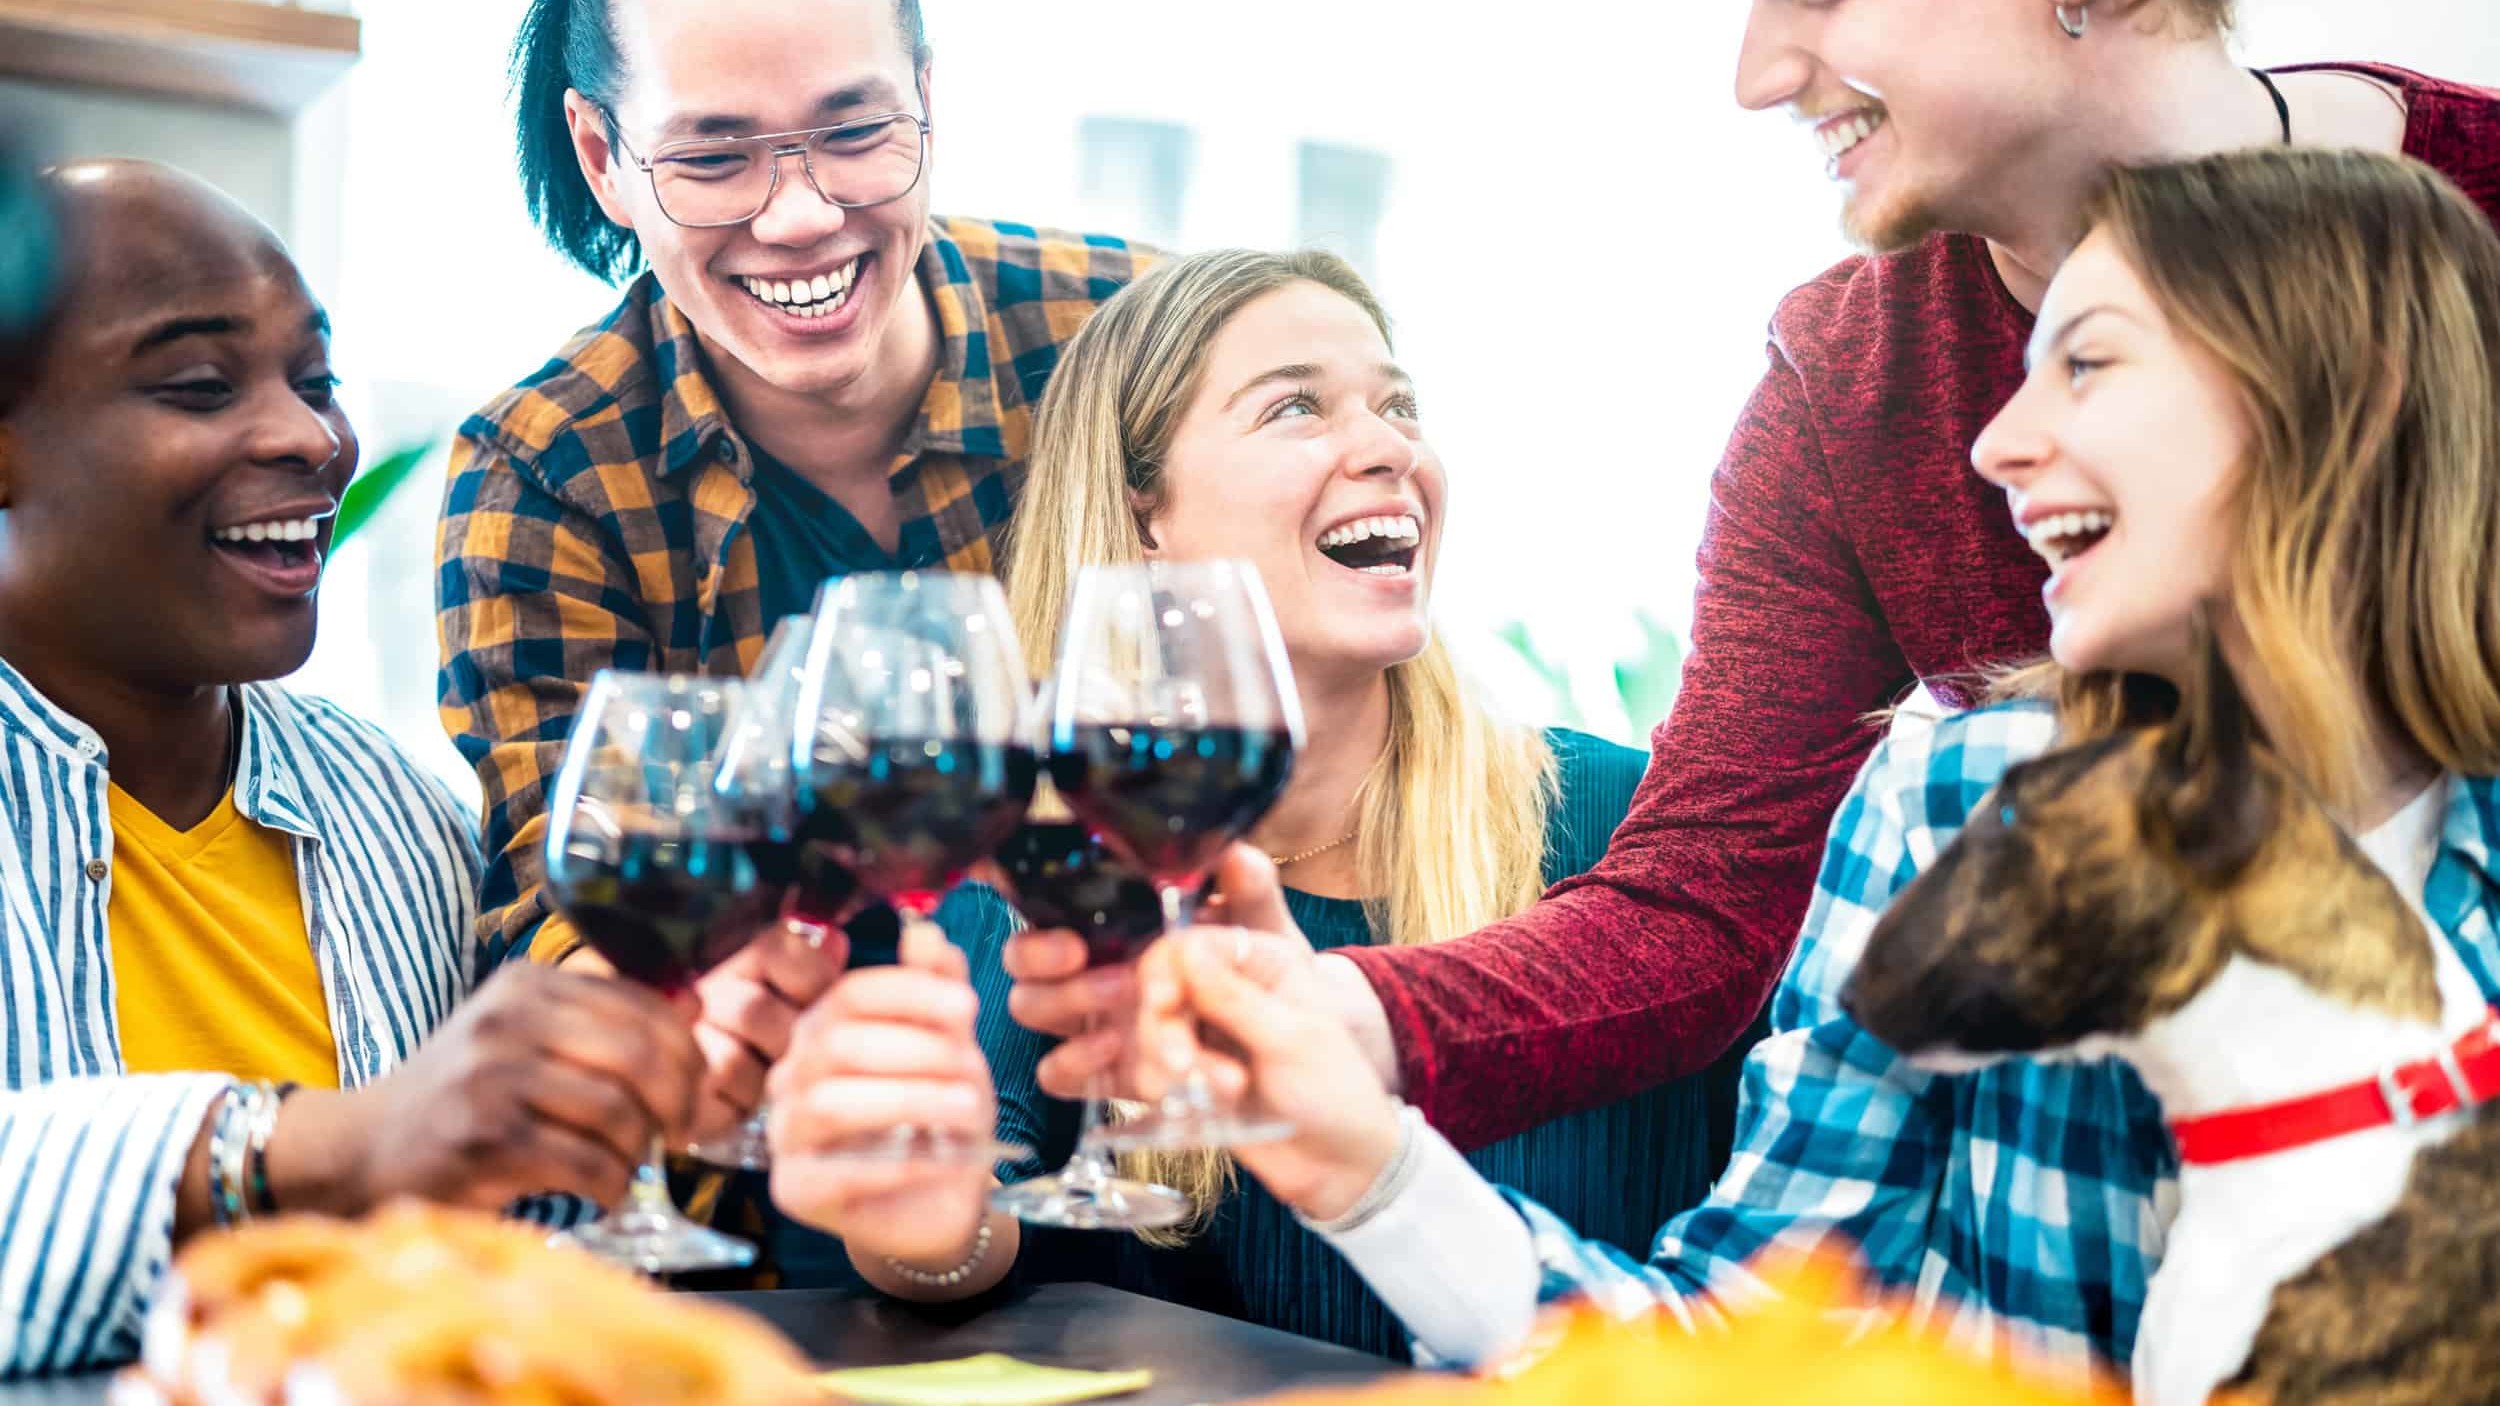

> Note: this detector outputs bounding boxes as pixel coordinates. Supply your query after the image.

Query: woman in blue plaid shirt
[1124,148,2500,1386]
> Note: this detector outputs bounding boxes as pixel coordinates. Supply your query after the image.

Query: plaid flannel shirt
[1505,701,2500,1382]
[438,216,1153,962]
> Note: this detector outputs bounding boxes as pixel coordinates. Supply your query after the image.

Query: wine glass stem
[1152,883,1219,1116]
[629,1134,678,1215]
[1064,1016,1122,1187]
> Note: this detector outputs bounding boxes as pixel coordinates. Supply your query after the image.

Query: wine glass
[1043,560,1303,1153]
[543,670,789,1273]
[986,697,1190,1231]
[788,570,1038,1166]
[685,615,818,1172]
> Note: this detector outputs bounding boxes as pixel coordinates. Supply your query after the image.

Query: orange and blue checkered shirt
[437,215,1154,963]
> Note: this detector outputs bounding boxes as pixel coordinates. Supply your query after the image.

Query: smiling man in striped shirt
[0,161,730,1377]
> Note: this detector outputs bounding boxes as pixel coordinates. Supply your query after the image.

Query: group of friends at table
[6,0,2500,1387]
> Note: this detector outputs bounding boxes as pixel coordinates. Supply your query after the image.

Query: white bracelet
[884,1218,993,1289]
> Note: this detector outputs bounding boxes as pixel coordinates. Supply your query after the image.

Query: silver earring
[2056,3,2088,38]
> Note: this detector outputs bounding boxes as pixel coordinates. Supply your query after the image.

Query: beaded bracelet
[884,1219,994,1290]
[205,1086,250,1228]
[206,1082,292,1228]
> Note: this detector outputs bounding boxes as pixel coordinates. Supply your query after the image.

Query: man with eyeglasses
[440,0,1152,988]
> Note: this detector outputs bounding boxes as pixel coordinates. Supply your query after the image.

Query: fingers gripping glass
[608,111,930,229]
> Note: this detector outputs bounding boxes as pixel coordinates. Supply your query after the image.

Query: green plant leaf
[331,440,437,548]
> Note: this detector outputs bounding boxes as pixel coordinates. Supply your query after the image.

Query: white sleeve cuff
[1304,1107,1541,1368]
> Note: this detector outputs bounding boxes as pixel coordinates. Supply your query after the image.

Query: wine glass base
[990,1173,1191,1231]
[816,1126,1033,1168]
[1093,1108,1294,1153]
[559,1206,757,1276]
[686,1114,773,1171]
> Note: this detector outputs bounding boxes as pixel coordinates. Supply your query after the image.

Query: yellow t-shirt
[107,784,339,1088]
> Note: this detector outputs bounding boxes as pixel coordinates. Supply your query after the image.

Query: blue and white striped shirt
[1509,702,2500,1381]
[0,656,497,1376]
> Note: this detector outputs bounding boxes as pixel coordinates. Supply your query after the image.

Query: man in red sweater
[1008,1,2500,1150]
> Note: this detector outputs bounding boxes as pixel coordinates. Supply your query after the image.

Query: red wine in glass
[547,832,781,994]
[991,820,1166,967]
[798,738,1039,918]
[1046,724,1296,895]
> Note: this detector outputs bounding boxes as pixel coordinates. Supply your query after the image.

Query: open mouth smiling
[1315,514,1422,577]
[208,510,332,595]
[2022,508,2114,570]
[734,256,862,321]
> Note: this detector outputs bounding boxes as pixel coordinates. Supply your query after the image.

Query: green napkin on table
[815,1353,1154,1406]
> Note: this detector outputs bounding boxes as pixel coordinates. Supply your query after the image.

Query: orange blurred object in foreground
[1263,1251,2141,1406]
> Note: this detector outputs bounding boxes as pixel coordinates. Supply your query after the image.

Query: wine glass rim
[584,667,745,706]
[810,566,1014,610]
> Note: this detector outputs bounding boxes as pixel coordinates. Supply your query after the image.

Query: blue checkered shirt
[1505,700,2500,1379]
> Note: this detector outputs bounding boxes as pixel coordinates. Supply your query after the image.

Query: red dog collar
[2168,1007,2500,1165]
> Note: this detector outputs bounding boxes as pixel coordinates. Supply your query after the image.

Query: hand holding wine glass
[270,961,705,1217]
[767,919,1005,1275]
[1130,905,1404,1224]
[1000,842,1319,1104]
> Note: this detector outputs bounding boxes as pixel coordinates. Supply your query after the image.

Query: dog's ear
[2144,618,2272,881]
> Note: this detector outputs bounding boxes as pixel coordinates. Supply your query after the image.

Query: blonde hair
[1996,149,2500,811]
[1003,249,1556,1237]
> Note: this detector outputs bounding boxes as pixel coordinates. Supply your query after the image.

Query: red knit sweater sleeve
[1336,345,1916,1150]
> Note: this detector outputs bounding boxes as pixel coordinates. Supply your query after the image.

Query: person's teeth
[841,258,859,288]
[1821,109,1887,160]
[1317,514,1424,549]
[811,274,833,302]
[213,518,324,544]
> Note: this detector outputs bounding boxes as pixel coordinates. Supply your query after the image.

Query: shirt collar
[0,657,319,841]
[230,686,319,841]
[643,219,1015,479]
[905,222,1013,463]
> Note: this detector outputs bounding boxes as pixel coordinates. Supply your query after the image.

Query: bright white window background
[298,0,2500,805]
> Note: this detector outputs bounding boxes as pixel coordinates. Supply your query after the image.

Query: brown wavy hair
[1997,148,2500,814]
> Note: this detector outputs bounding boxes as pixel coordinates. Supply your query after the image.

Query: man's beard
[1841,178,1947,255]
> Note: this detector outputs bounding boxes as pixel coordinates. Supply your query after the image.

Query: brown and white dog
[1840,643,2500,1406]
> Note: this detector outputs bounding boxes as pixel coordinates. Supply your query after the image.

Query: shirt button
[84,859,107,882]
[75,738,101,760]
[715,438,738,463]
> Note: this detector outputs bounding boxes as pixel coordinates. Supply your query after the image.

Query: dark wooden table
[0,1282,1408,1406]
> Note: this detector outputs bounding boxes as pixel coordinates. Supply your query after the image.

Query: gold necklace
[1268,829,1358,867]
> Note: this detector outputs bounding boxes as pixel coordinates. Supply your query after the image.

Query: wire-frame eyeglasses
[606,111,931,230]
